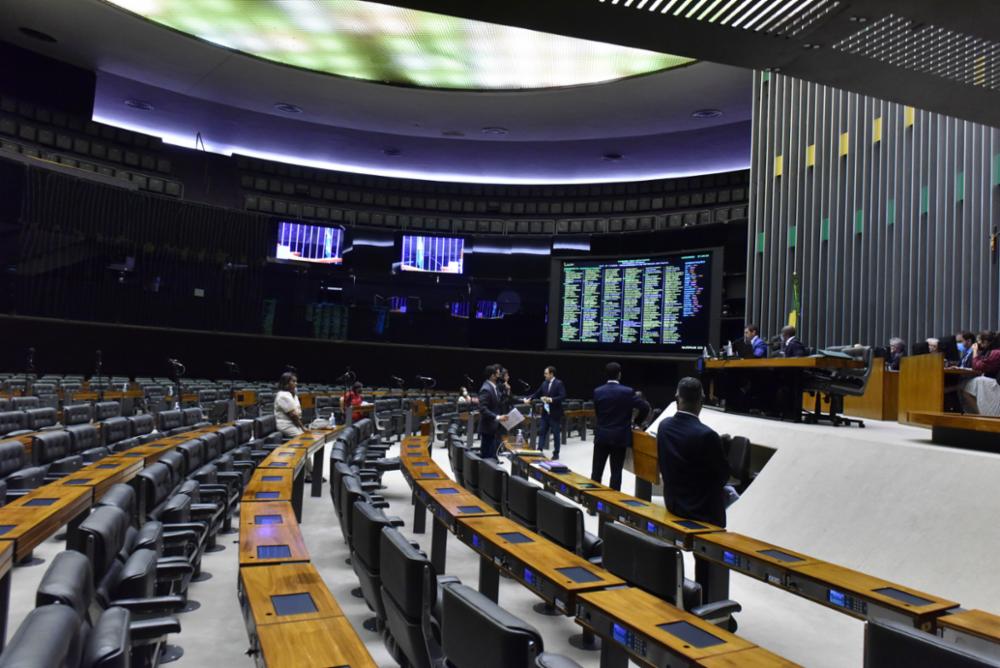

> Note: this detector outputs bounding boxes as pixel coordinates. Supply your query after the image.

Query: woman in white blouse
[274,372,319,480]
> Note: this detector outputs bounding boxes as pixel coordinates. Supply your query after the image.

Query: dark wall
[0,41,95,118]
[0,315,695,409]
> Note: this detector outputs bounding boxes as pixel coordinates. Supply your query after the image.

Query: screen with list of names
[558,253,713,351]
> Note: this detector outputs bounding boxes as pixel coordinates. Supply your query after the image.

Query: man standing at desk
[591,362,649,491]
[780,326,807,357]
[478,364,508,459]
[527,366,565,458]
[657,377,731,527]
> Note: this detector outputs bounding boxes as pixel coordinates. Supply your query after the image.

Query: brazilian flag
[788,272,800,328]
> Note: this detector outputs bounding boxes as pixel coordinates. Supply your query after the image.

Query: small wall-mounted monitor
[450,301,470,319]
[475,300,504,320]
[274,220,344,265]
[400,234,464,274]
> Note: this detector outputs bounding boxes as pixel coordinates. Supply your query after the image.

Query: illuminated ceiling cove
[103,0,695,89]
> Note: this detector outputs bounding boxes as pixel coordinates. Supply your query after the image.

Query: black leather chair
[0,439,46,501]
[136,463,213,573]
[161,446,230,538]
[379,527,458,668]
[34,431,84,481]
[10,396,39,410]
[37,548,182,667]
[448,439,468,487]
[182,407,209,428]
[62,403,93,426]
[100,417,133,452]
[0,603,130,668]
[94,401,122,421]
[0,411,29,438]
[602,523,740,630]
[350,501,395,632]
[441,583,582,668]
[128,414,158,444]
[535,491,601,563]
[721,435,752,493]
[504,476,541,532]
[462,451,482,497]
[65,424,110,464]
[157,410,186,436]
[24,407,58,431]
[477,457,507,512]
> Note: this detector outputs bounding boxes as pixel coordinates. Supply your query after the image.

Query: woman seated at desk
[961,331,1000,416]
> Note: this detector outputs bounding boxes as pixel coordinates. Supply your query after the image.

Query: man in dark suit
[478,364,507,459]
[780,325,808,357]
[591,362,650,491]
[744,324,768,358]
[656,377,731,527]
[527,366,566,458]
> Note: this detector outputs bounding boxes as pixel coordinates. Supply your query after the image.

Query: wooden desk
[587,490,723,551]
[906,411,1000,453]
[629,430,660,499]
[574,587,796,668]
[236,390,258,407]
[58,457,144,502]
[254,616,377,668]
[516,458,613,506]
[0,486,92,561]
[937,609,1000,660]
[455,515,624,612]
[239,501,310,567]
[413,477,497,574]
[239,562,343,627]
[262,447,308,474]
[785,562,957,630]
[706,357,863,370]
[243,469,295,504]
[897,353,976,424]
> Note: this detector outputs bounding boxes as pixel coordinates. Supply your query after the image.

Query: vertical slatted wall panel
[748,71,1000,348]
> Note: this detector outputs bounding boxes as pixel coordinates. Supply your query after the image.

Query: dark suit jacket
[478,381,501,434]
[782,337,808,358]
[593,382,650,448]
[530,378,566,419]
[657,412,730,527]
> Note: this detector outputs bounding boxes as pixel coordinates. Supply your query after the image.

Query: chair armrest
[360,481,379,493]
[690,599,742,626]
[155,559,194,580]
[190,502,221,515]
[111,595,188,615]
[387,516,404,527]
[162,523,206,538]
[129,616,182,642]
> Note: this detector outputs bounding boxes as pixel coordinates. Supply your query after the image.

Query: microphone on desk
[390,375,405,387]
[415,375,437,388]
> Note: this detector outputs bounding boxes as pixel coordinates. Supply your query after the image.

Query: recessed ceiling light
[691,109,723,119]
[601,152,624,162]
[124,99,154,111]
[383,147,401,156]
[481,127,509,135]
[18,27,57,43]
[274,102,303,114]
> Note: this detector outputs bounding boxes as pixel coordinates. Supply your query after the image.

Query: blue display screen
[647,521,657,533]
[472,534,480,548]
[723,551,739,566]
[596,501,605,512]
[401,234,464,274]
[828,589,847,607]
[475,300,504,320]
[612,623,628,644]
[524,568,535,585]
[275,221,344,265]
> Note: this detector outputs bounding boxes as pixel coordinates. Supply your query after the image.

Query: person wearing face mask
[961,331,1000,415]
[955,331,975,368]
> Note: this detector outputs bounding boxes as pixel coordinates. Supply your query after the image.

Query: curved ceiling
[104,0,695,90]
[0,0,753,183]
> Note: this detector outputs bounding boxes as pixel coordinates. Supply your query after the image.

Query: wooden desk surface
[630,430,660,485]
[240,562,343,626]
[239,501,309,566]
[706,357,863,369]
[694,532,821,570]
[0,486,92,561]
[58,458,144,502]
[243,469,295,503]
[0,540,13,579]
[526,463,611,495]
[937,609,1000,641]
[256,616,377,668]
[589,489,723,548]
[699,647,802,667]
[907,411,1000,434]
[576,588,757,664]
[261,448,308,473]
[401,457,447,481]
[458,515,625,594]
[413,479,497,525]
[790,562,958,622]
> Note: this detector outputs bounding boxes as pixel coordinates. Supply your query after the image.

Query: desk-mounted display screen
[549,249,721,353]
[400,235,464,274]
[274,221,344,265]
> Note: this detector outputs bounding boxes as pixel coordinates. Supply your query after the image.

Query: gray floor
[9,413,998,667]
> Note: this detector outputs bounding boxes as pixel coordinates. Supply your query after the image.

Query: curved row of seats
[0,414,278,667]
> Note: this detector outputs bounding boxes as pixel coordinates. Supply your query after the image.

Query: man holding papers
[478,364,507,459]
[526,366,566,458]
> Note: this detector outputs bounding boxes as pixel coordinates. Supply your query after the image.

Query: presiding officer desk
[507,450,963,633]
[403,436,800,668]
[704,356,863,421]
[237,426,377,667]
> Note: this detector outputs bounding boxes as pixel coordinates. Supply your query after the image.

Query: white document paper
[502,407,525,429]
